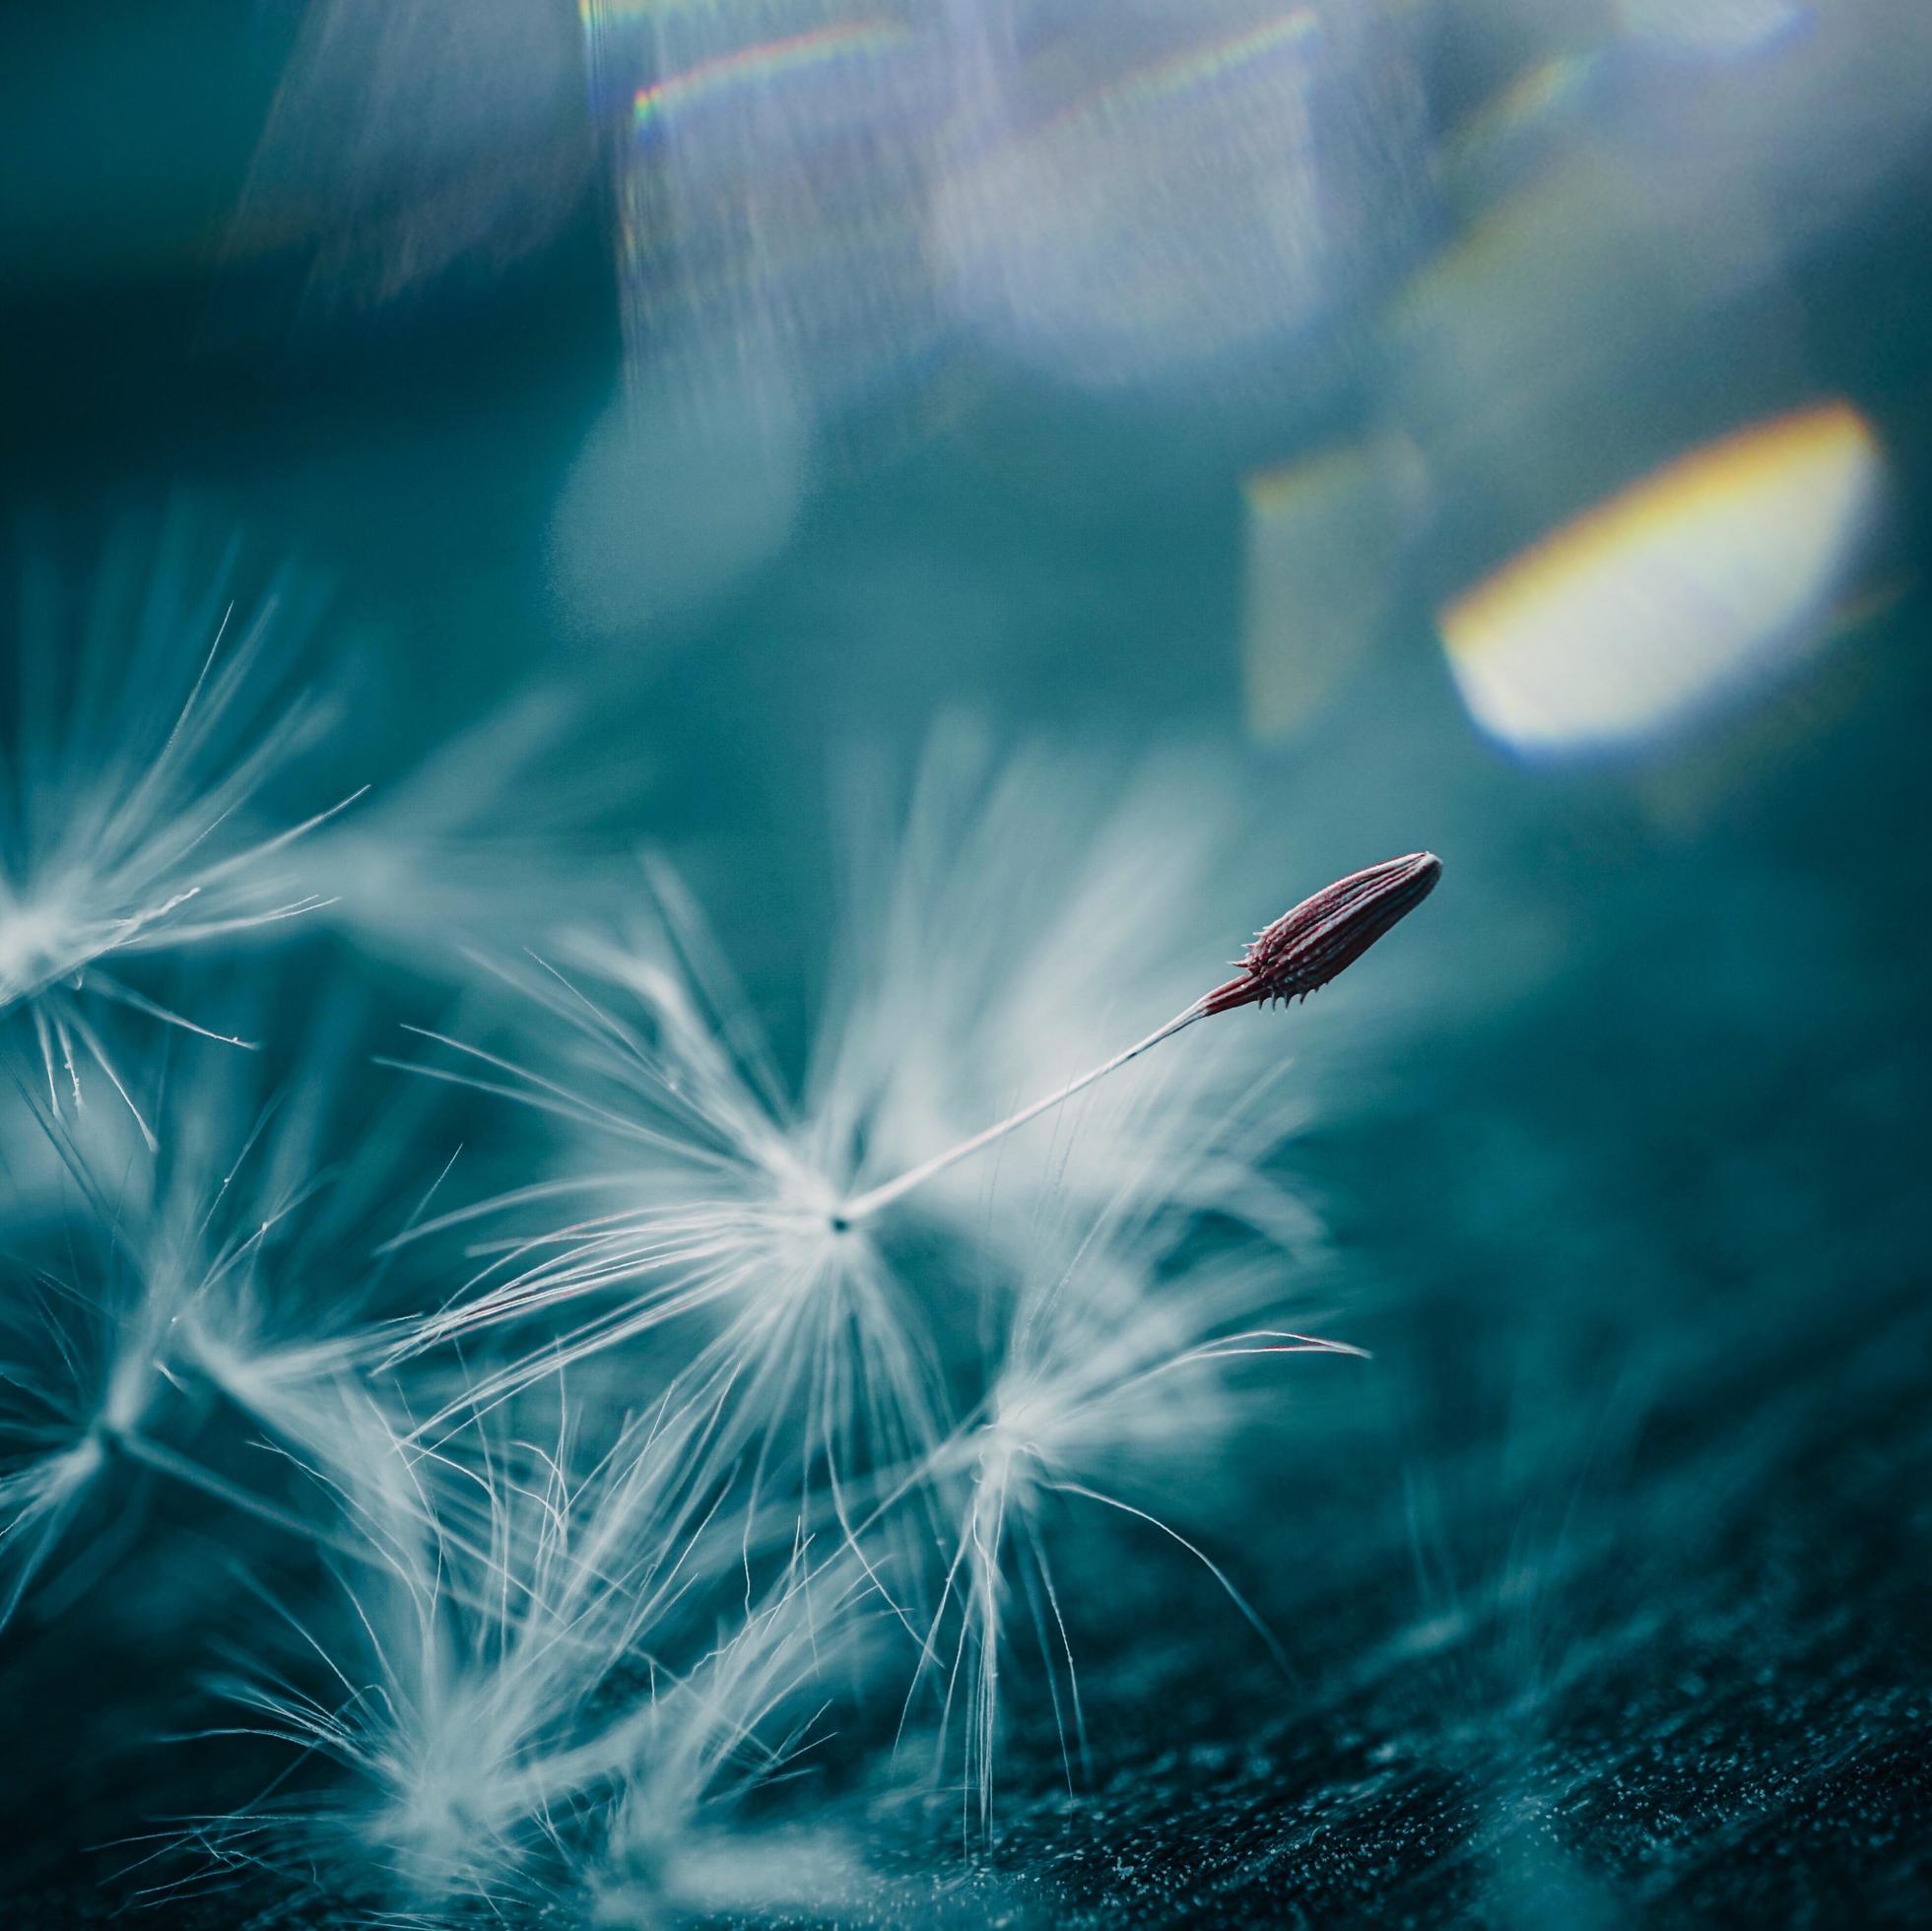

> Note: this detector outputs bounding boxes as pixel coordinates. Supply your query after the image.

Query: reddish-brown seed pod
[1199,851,1441,1016]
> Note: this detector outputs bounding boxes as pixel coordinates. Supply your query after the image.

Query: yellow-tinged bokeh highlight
[1438,401,1885,757]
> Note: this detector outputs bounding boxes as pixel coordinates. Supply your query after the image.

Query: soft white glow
[1438,402,1886,757]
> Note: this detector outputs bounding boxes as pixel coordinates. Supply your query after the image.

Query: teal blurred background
[3,0,1930,1920]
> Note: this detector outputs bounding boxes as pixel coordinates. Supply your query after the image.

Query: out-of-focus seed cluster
[0,546,1390,1925]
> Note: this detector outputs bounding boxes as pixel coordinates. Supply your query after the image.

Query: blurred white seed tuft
[894,1203,1363,1832]
[0,515,359,1146]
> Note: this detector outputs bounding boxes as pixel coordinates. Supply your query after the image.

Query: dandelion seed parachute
[0,987,466,1628]
[0,1135,317,1632]
[387,744,1434,1510]
[0,514,358,1147]
[191,1392,874,1924]
[890,1201,1366,1833]
[0,1251,160,1631]
[360,742,1438,1858]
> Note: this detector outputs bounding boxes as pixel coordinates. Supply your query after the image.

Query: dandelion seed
[1199,850,1445,1014]
[387,748,1433,1549]
[837,851,1441,1226]
[820,730,1322,1250]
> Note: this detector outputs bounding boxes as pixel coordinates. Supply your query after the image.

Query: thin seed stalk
[835,999,1208,1227]
[836,850,1442,1229]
